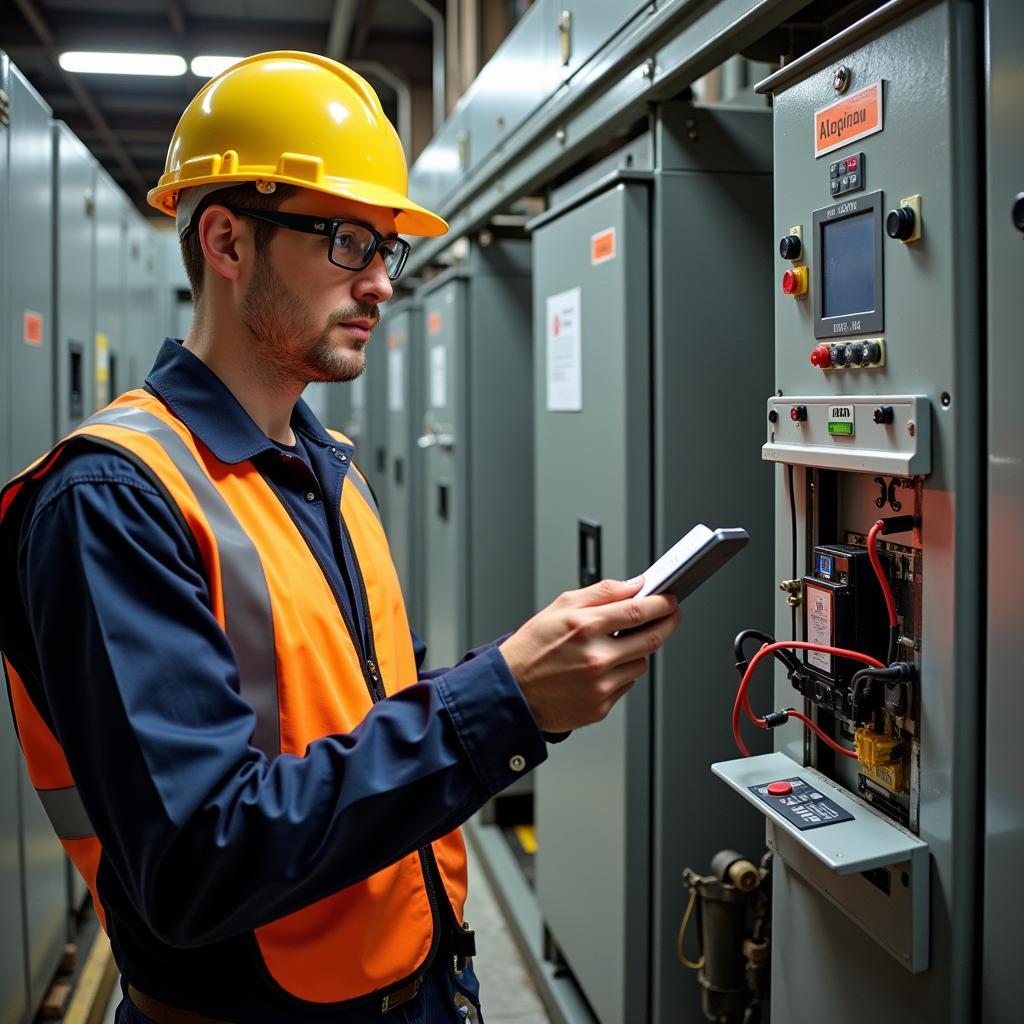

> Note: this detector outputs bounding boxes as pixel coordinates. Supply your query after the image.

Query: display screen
[821,210,876,318]
[817,553,834,578]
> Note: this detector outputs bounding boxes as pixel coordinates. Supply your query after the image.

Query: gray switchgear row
[1,49,166,1023]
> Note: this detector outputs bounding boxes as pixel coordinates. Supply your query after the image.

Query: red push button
[846,155,858,172]
[767,781,793,796]
[781,267,807,296]
[810,344,832,369]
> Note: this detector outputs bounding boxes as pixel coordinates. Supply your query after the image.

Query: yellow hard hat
[148,51,447,237]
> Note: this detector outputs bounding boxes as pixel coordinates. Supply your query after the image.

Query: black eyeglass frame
[226,207,411,280]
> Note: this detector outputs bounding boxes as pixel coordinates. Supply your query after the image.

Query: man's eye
[335,233,355,248]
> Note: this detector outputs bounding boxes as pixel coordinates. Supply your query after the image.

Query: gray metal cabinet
[417,241,533,670]
[531,104,773,1024]
[0,52,27,1024]
[93,169,128,407]
[379,300,424,631]
[984,0,1024,1020]
[125,211,159,388]
[532,181,654,1024]
[53,122,96,439]
[363,321,389,495]
[3,56,66,1022]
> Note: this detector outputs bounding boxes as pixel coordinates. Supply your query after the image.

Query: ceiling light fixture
[58,52,187,76]
[190,56,245,78]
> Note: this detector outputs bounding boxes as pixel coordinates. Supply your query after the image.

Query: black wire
[887,624,898,666]
[733,629,802,678]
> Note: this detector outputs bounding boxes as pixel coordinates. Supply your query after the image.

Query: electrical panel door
[532,182,652,1024]
[6,60,67,1018]
[381,303,423,631]
[94,170,127,408]
[983,0,1024,1019]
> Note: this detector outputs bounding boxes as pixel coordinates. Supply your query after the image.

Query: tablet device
[637,524,749,601]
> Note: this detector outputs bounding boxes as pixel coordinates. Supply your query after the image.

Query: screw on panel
[641,59,656,81]
[907,420,917,437]
[555,127,567,146]
[941,392,951,407]
[832,66,851,94]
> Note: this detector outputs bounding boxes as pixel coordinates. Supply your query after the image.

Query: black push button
[779,234,802,260]
[886,206,917,240]
[1014,192,1024,233]
[873,406,895,424]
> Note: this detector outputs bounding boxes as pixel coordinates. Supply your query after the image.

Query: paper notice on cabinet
[545,287,582,412]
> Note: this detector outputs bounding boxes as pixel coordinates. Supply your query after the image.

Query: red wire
[867,521,898,628]
[732,641,885,758]
[784,709,858,759]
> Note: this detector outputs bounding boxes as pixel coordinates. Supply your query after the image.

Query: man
[0,53,680,1023]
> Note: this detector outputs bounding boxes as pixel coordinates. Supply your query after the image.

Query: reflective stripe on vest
[84,406,282,759]
[37,785,93,840]
[345,468,381,526]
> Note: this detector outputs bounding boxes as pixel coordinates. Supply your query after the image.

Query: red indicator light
[810,344,832,369]
[790,405,808,422]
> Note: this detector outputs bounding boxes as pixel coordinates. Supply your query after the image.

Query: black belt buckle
[450,920,476,974]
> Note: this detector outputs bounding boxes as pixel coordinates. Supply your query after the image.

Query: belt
[128,977,424,1022]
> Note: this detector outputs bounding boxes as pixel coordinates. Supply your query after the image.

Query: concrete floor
[102,841,551,1023]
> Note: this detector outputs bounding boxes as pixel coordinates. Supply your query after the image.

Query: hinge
[0,89,10,128]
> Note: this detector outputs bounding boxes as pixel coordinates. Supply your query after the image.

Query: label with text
[590,227,616,266]
[814,81,883,158]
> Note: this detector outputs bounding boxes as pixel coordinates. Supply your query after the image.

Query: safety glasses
[227,208,411,280]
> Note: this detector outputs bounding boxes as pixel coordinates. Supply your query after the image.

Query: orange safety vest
[0,388,469,1008]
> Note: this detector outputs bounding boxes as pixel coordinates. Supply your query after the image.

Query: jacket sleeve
[17,450,547,948]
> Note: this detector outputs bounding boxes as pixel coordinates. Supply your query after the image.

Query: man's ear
[198,204,246,284]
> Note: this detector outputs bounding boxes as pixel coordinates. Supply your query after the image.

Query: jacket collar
[145,338,349,465]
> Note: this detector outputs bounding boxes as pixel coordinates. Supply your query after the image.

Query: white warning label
[805,584,833,673]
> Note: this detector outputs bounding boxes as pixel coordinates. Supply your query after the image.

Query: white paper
[388,348,404,412]
[545,287,582,412]
[805,584,833,672]
[430,345,447,409]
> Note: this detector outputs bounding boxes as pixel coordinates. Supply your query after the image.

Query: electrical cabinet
[531,105,773,1024]
[416,241,533,669]
[2,55,67,1023]
[124,210,159,389]
[53,123,96,440]
[362,323,389,496]
[983,0,1024,1020]
[379,299,424,632]
[712,3,988,1020]
[94,169,128,408]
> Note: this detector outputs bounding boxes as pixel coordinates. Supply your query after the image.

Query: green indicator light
[828,422,854,436]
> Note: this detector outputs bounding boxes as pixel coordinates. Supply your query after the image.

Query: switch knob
[873,406,895,425]
[779,234,802,260]
[863,341,882,365]
[782,267,808,296]
[830,344,847,367]
[790,405,808,423]
[810,344,832,368]
[886,206,917,241]
[1014,192,1024,233]
[845,342,865,366]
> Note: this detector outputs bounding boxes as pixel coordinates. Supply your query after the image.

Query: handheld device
[637,525,750,601]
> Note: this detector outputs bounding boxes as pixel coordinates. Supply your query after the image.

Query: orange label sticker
[427,311,442,335]
[591,227,616,265]
[814,81,883,158]
[23,311,43,346]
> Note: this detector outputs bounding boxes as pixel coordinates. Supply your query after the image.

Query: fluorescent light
[59,52,187,76]
[191,56,245,78]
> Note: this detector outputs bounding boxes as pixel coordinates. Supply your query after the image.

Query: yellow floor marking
[513,824,538,855]
[63,928,119,1024]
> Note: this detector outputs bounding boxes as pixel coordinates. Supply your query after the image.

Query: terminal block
[855,727,906,794]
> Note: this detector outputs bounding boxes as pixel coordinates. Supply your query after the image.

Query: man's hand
[498,578,682,733]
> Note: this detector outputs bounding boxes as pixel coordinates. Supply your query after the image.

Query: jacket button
[367,660,378,676]
[509,755,526,773]
[304,491,316,502]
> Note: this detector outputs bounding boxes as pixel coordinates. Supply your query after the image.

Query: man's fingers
[609,606,682,660]
[588,592,678,634]
[560,576,645,609]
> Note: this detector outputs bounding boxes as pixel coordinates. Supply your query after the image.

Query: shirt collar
[145,338,351,465]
